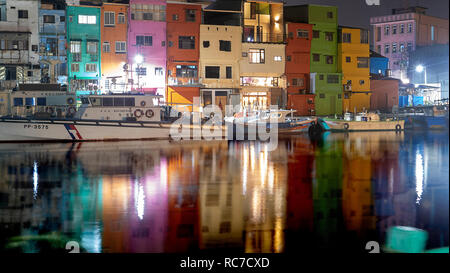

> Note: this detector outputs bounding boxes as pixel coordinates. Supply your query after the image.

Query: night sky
[283,0,449,28]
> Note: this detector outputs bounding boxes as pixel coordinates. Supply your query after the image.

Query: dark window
[60,16,65,22]
[13,98,23,106]
[327,75,339,84]
[319,74,324,80]
[219,40,231,52]
[25,98,34,106]
[27,71,33,77]
[338,94,342,99]
[325,32,333,41]
[327,11,333,19]
[102,97,113,106]
[325,55,333,64]
[203,41,210,48]
[185,9,196,22]
[18,10,28,19]
[155,67,163,76]
[343,33,351,43]
[346,56,351,63]
[226,66,232,79]
[32,45,38,52]
[313,30,320,38]
[297,29,309,38]
[136,35,152,46]
[143,13,153,20]
[124,98,135,107]
[319,93,325,99]
[113,97,125,107]
[179,36,195,49]
[205,66,220,79]
[287,55,291,62]
[172,14,178,21]
[37,97,46,106]
[43,15,55,23]
[313,54,320,62]
[360,30,369,44]
[176,65,197,78]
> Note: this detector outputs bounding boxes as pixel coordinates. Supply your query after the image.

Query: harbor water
[0,131,448,253]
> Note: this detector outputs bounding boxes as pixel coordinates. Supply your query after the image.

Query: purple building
[370,6,449,81]
[128,0,167,97]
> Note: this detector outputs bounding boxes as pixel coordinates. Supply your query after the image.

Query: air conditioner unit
[344,84,352,91]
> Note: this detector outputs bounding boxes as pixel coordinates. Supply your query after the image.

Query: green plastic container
[384,226,428,253]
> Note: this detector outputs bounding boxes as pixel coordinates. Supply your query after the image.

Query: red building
[370,76,400,111]
[166,1,203,109]
[285,22,315,116]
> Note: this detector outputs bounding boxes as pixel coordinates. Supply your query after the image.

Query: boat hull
[321,119,405,132]
[404,116,449,130]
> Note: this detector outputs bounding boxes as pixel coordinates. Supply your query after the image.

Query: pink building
[128,0,167,97]
[370,6,449,80]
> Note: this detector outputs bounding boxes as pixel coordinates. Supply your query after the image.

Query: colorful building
[241,0,286,110]
[370,6,449,81]
[66,4,101,95]
[39,2,67,85]
[369,50,389,76]
[338,26,371,113]
[286,5,342,116]
[100,2,128,93]
[370,75,400,112]
[284,22,314,115]
[128,0,166,97]
[166,1,202,110]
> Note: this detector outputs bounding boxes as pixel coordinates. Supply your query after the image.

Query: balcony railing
[168,77,202,86]
[243,33,286,44]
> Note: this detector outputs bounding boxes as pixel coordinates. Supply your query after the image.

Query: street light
[134,54,143,65]
[415,65,427,84]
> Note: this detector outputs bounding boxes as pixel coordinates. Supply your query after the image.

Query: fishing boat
[319,112,404,132]
[401,105,449,130]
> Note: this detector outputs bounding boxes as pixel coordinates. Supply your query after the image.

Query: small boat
[401,105,449,130]
[319,112,404,132]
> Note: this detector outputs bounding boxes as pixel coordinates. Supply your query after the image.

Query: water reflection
[0,131,448,253]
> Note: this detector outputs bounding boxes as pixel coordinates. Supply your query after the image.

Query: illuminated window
[86,41,98,54]
[248,49,265,64]
[79,15,96,24]
[274,56,282,62]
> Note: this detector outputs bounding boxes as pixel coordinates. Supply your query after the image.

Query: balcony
[243,33,286,44]
[168,77,202,87]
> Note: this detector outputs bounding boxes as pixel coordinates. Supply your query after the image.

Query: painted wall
[370,57,389,75]
[128,0,167,96]
[370,78,399,111]
[312,72,343,115]
[100,3,128,93]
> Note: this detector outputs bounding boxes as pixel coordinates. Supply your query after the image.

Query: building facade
[370,50,389,76]
[66,4,101,95]
[338,26,371,113]
[0,0,41,90]
[285,22,314,115]
[128,0,166,97]
[370,6,449,81]
[370,76,400,112]
[39,2,67,84]
[100,2,128,93]
[166,1,202,110]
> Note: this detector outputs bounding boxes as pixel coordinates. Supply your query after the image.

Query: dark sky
[284,0,449,28]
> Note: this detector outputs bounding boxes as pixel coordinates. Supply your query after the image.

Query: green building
[66,5,101,97]
[285,5,342,116]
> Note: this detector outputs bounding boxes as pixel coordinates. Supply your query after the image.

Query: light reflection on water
[0,131,448,253]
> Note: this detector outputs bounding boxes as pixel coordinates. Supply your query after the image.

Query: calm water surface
[0,131,448,253]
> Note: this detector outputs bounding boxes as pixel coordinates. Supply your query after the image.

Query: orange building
[100,2,128,93]
[166,1,203,109]
[285,22,314,116]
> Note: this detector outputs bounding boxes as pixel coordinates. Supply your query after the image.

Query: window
[313,30,320,38]
[399,43,405,52]
[286,55,291,62]
[384,25,390,36]
[118,13,125,24]
[376,27,381,41]
[14,98,23,106]
[407,42,412,52]
[43,15,55,23]
[0,40,5,50]
[70,41,81,53]
[32,44,38,52]
[327,11,333,19]
[359,80,365,85]
[357,57,369,68]
[161,41,165,47]
[155,67,163,76]
[85,63,97,72]
[392,25,397,35]
[103,42,110,53]
[115,41,126,53]
[408,23,412,33]
[248,49,265,64]
[87,41,98,54]
[79,15,96,24]
[176,65,197,78]
[179,36,195,49]
[319,94,325,99]
[392,42,397,53]
[400,24,405,33]
[102,98,113,106]
[431,26,435,41]
[113,98,125,107]
[360,30,368,44]
[71,63,80,72]
[131,4,166,22]
[60,16,65,22]
[297,29,309,38]
[143,12,153,20]
[274,56,282,62]
[319,74,324,80]
[313,54,320,62]
[18,10,28,19]
[346,56,351,63]
[104,12,115,26]
[205,66,220,78]
[172,14,179,21]
[27,71,33,77]
[327,75,339,84]
[343,33,351,43]
[37,98,46,106]
[384,44,390,54]
[325,55,333,64]
[186,9,196,22]
[125,98,135,107]
[226,66,232,79]
[136,35,152,46]
[219,40,231,52]
[203,41,210,48]
[168,41,173,47]
[136,67,146,75]
[292,78,304,86]
[325,32,333,41]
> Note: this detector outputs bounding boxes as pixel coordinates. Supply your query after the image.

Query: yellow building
[338,27,371,113]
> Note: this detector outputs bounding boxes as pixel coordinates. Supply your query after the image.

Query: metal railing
[243,33,286,44]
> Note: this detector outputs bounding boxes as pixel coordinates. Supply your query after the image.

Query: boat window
[25,98,35,106]
[37,97,46,106]
[13,98,23,106]
[90,97,102,106]
[81,97,89,104]
[124,97,135,107]
[102,97,113,106]
[114,97,125,107]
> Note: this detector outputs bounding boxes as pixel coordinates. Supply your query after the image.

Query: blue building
[370,50,389,76]
[39,3,67,84]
